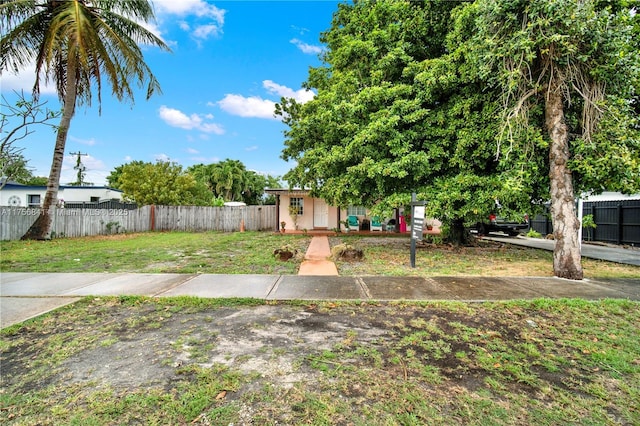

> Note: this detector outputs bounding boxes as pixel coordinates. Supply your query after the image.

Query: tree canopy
[108,160,212,206]
[278,0,541,222]
[277,0,639,278]
[108,158,282,206]
[188,159,281,205]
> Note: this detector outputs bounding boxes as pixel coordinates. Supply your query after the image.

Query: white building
[0,182,123,207]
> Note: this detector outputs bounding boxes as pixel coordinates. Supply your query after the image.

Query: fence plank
[1,205,276,240]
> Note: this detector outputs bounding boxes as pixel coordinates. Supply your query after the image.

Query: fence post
[150,205,155,231]
[617,203,623,245]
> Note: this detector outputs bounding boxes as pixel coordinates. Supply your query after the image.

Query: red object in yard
[489,213,497,223]
[399,215,407,233]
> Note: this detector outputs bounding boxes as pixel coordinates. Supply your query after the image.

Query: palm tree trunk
[22,60,77,240]
[545,75,583,280]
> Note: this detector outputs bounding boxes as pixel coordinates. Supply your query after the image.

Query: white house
[0,182,123,207]
[263,188,441,233]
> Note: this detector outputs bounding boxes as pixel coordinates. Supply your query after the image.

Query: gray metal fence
[0,205,276,240]
[531,199,640,245]
[581,200,640,245]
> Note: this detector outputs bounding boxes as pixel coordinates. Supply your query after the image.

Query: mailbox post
[410,193,426,268]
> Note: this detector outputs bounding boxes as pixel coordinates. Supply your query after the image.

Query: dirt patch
[2,299,637,425]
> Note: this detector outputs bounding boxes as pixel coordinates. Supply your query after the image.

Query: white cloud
[290,38,323,55]
[69,136,97,146]
[61,154,108,186]
[186,147,200,154]
[153,0,225,42]
[290,25,310,36]
[216,81,315,119]
[154,153,171,162]
[0,67,58,95]
[245,145,259,152]
[154,0,225,21]
[158,105,225,134]
[263,80,315,103]
[192,23,222,39]
[217,94,277,119]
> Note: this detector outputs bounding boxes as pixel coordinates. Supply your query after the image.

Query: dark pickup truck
[474,213,530,237]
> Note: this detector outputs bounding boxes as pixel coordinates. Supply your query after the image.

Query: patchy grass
[1,231,638,278]
[1,298,638,425]
[0,231,309,275]
[331,235,640,279]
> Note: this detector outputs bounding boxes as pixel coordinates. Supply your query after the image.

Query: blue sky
[1,0,341,186]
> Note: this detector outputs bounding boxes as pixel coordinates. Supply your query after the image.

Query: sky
[1,0,341,186]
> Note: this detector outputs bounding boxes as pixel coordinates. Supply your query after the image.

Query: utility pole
[69,151,92,186]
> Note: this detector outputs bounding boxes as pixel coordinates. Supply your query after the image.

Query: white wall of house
[279,194,342,230]
[0,184,123,207]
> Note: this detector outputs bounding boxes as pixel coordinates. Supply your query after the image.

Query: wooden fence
[0,205,276,240]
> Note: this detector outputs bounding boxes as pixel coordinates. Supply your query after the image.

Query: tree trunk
[22,59,77,240]
[447,218,471,246]
[545,75,583,280]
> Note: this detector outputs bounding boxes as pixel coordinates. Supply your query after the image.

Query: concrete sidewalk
[2,272,638,328]
[2,235,639,328]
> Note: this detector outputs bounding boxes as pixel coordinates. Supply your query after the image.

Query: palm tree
[212,159,248,202]
[0,0,170,239]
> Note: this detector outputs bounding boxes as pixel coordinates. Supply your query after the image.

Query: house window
[290,197,304,215]
[27,194,41,207]
[348,206,366,216]
[90,196,100,202]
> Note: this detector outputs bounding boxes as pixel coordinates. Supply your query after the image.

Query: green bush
[526,229,542,238]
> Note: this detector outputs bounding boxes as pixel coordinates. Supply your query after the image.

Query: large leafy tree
[110,160,212,206]
[470,0,640,279]
[278,0,639,279]
[0,0,170,239]
[278,0,537,241]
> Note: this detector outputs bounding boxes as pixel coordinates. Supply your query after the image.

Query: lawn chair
[386,218,396,232]
[370,216,383,231]
[347,215,360,231]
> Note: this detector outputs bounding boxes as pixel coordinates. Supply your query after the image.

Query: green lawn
[0,231,311,275]
[1,231,637,279]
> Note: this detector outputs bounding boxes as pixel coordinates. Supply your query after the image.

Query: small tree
[581,214,597,242]
[288,205,299,230]
[1,92,60,188]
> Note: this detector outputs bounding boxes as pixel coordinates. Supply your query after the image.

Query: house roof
[264,188,310,196]
[1,182,123,192]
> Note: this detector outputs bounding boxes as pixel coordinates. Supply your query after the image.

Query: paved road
[486,236,640,266]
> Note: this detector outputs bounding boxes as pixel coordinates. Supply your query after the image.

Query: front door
[313,198,328,228]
